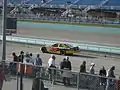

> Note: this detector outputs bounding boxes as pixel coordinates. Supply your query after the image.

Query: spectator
[48,54,56,84]
[99,66,106,85]
[61,56,72,86]
[106,66,115,78]
[99,66,106,76]
[48,54,56,68]
[65,56,72,70]
[12,52,18,62]
[32,72,45,90]
[60,57,72,86]
[80,61,86,73]
[10,52,18,75]
[60,58,67,85]
[106,66,116,90]
[89,63,95,74]
[60,58,66,70]
[29,53,34,64]
[24,52,31,64]
[34,54,42,66]
[18,51,24,63]
[33,54,42,77]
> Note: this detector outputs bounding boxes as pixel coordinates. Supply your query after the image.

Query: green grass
[18,19,120,28]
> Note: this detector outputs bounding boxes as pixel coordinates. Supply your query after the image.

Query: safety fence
[0,61,119,90]
[0,35,120,55]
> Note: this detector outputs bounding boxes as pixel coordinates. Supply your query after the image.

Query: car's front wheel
[41,47,47,53]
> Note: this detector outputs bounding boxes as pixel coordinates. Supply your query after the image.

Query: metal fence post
[77,72,80,90]
[17,73,19,90]
[20,63,23,90]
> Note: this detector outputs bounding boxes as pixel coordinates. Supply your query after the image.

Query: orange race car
[41,43,80,55]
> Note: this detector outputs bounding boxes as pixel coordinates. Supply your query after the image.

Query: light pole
[2,0,7,61]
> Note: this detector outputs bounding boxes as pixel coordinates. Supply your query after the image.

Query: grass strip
[18,19,120,28]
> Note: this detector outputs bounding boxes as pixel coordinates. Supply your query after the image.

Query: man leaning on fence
[60,56,72,86]
[80,61,86,73]
[89,63,95,74]
[99,66,106,86]
[106,66,116,90]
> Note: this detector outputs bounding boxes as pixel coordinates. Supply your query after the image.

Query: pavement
[3,78,82,90]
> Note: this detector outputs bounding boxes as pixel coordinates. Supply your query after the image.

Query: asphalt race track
[0,43,120,76]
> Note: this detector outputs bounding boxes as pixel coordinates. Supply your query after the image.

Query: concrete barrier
[0,35,120,54]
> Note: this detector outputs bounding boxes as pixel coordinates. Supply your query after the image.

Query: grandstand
[0,0,120,24]
[5,0,120,6]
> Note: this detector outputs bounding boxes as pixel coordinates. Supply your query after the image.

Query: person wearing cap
[89,63,95,74]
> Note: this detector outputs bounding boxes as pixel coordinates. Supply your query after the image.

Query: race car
[40,43,80,55]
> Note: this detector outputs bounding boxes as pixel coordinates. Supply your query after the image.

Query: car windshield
[64,44,72,48]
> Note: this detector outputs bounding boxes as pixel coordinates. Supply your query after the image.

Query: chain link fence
[0,61,119,90]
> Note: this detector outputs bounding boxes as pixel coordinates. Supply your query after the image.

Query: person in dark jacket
[18,51,24,63]
[99,66,106,85]
[60,58,66,70]
[10,52,18,75]
[80,61,86,73]
[65,56,72,70]
[12,52,18,62]
[60,57,72,86]
[32,72,44,90]
[106,66,116,90]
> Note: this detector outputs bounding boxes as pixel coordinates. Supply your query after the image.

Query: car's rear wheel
[60,50,66,55]
[41,47,47,53]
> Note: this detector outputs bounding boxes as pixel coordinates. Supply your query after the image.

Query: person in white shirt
[48,54,56,84]
[48,54,56,68]
[89,63,95,74]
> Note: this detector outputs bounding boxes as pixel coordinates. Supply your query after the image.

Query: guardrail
[0,35,120,54]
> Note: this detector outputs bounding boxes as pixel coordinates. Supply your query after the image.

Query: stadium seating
[7,0,120,6]
[104,0,120,6]
[76,0,102,5]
